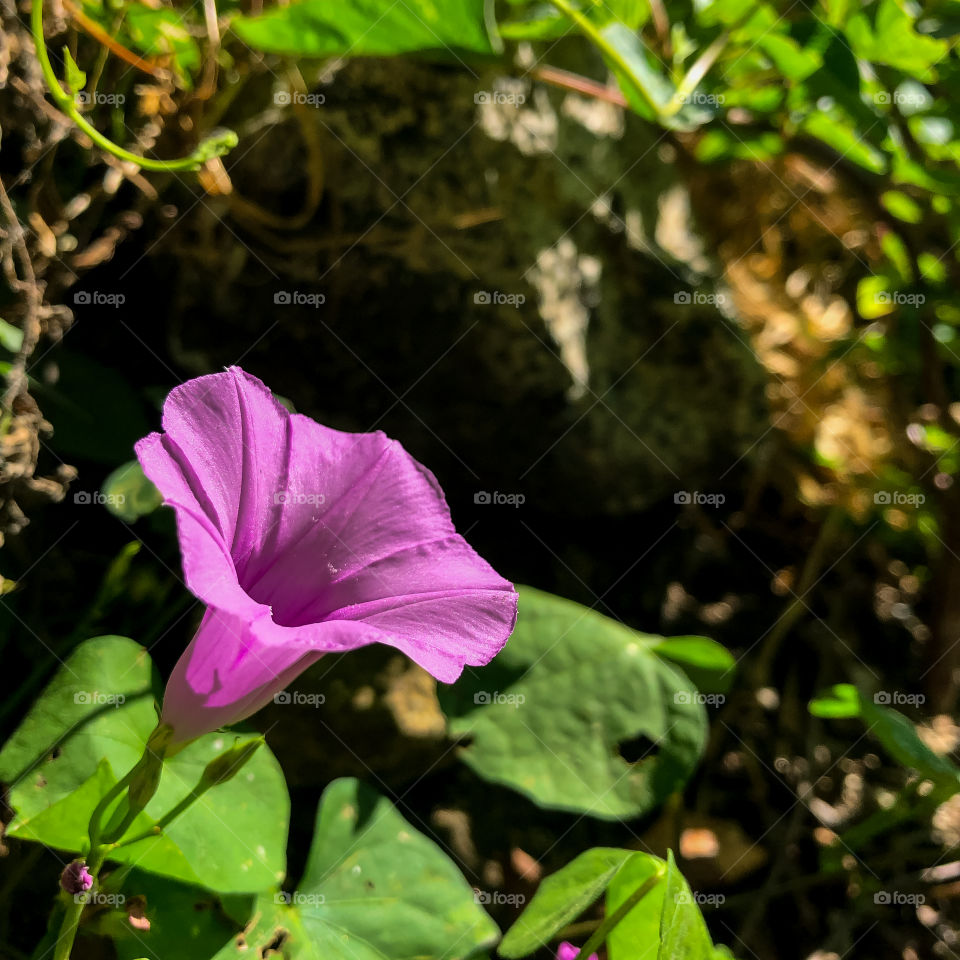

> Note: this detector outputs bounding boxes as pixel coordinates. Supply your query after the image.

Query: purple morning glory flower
[60,860,93,895]
[136,367,517,743]
[556,943,598,960]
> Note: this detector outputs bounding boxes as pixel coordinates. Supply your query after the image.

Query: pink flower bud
[60,861,93,895]
[557,943,599,960]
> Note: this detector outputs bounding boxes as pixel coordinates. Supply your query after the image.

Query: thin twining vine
[30,0,237,172]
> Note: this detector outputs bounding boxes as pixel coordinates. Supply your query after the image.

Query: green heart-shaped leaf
[441,587,708,820]
[232,0,497,59]
[499,847,637,958]
[0,636,288,893]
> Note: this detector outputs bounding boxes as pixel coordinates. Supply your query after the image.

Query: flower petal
[135,432,252,614]
[160,607,382,742]
[239,416,517,679]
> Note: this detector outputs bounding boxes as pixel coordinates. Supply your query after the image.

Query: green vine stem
[113,736,264,849]
[662,30,729,117]
[52,725,173,960]
[548,0,660,116]
[51,766,136,960]
[51,735,261,956]
[30,0,237,172]
[53,846,108,960]
[110,783,210,849]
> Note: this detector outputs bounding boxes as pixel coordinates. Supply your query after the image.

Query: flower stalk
[30,0,236,172]
[51,725,172,960]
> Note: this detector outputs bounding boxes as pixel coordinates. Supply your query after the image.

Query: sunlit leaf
[232,0,497,59]
[441,587,708,820]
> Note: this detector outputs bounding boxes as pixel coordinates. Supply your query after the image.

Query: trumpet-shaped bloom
[136,367,517,742]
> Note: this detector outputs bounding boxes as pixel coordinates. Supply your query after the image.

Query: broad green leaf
[102,460,163,523]
[860,695,960,787]
[112,871,253,960]
[607,852,667,960]
[649,636,736,695]
[810,684,960,787]
[121,733,289,892]
[294,778,498,960]
[502,847,727,960]
[9,758,175,860]
[657,851,714,960]
[441,586,708,820]
[0,635,158,795]
[499,848,636,958]
[845,0,947,79]
[0,636,289,893]
[232,0,497,59]
[211,894,319,959]
[125,7,201,86]
[757,32,821,81]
